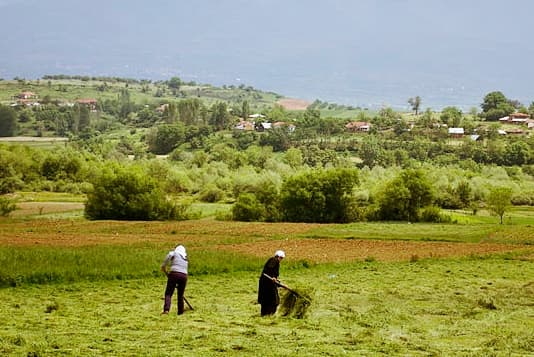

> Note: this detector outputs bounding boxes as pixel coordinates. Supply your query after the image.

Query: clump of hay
[279,287,313,319]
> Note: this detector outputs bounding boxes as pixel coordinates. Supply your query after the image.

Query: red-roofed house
[76,99,98,111]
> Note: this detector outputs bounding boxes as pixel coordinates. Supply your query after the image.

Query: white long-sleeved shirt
[161,251,188,274]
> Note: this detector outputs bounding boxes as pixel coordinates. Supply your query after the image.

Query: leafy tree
[177,98,202,125]
[259,127,291,152]
[85,164,184,220]
[232,174,281,222]
[41,149,82,181]
[268,104,286,122]
[375,169,434,222]
[480,91,515,121]
[359,135,385,168]
[300,145,340,168]
[162,102,178,123]
[419,108,435,128]
[119,89,135,120]
[440,106,463,127]
[209,102,230,130]
[280,168,359,223]
[504,141,531,166]
[136,106,159,127]
[0,105,18,136]
[167,76,182,94]
[283,147,303,168]
[408,96,421,115]
[487,186,513,224]
[146,123,186,154]
[0,151,24,193]
[241,100,250,120]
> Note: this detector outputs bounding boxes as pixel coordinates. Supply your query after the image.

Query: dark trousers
[163,272,188,314]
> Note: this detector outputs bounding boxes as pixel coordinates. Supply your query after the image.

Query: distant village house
[448,127,464,138]
[345,121,371,132]
[76,98,98,111]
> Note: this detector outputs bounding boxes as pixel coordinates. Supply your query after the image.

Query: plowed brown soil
[277,98,311,110]
[215,239,532,263]
[2,219,532,262]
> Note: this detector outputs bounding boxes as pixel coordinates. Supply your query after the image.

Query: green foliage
[198,183,225,203]
[232,193,267,221]
[280,168,359,223]
[0,195,16,216]
[480,91,515,121]
[440,106,462,127]
[375,169,434,222]
[487,186,513,224]
[420,205,451,223]
[146,123,186,154]
[84,163,188,220]
[0,104,18,136]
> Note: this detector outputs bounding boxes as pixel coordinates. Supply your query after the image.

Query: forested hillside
[0,76,533,223]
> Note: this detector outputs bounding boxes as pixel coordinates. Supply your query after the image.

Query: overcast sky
[1,0,533,109]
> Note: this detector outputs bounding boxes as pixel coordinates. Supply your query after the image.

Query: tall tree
[177,98,202,125]
[0,104,18,137]
[408,96,422,115]
[209,102,230,131]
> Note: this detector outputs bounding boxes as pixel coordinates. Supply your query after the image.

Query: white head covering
[275,250,285,258]
[174,245,187,259]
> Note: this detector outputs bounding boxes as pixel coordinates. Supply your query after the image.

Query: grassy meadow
[0,200,533,356]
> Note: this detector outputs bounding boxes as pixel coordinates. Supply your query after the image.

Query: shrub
[0,196,16,216]
[420,206,451,223]
[280,168,359,223]
[198,184,225,203]
[85,164,190,220]
[232,193,266,221]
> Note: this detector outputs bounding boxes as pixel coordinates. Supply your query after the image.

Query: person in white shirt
[161,244,189,315]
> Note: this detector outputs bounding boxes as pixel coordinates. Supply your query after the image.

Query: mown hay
[280,287,313,319]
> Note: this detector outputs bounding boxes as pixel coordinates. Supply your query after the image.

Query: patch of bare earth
[277,98,311,110]
[214,239,532,263]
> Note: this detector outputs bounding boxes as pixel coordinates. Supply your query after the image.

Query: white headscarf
[275,250,285,258]
[174,245,187,259]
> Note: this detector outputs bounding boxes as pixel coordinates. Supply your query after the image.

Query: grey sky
[1,0,532,109]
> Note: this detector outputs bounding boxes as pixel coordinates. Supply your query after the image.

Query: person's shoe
[161,311,169,315]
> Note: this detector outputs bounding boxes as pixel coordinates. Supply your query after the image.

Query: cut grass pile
[279,287,313,319]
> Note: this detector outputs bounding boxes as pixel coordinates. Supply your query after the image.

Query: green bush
[85,163,190,220]
[280,168,359,223]
[0,196,16,216]
[198,184,225,203]
[420,206,451,223]
[232,193,266,221]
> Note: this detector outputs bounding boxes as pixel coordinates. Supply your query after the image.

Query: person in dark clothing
[258,250,285,316]
[161,245,188,315]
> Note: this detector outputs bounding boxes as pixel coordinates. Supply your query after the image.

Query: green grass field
[1,200,533,355]
[1,256,532,356]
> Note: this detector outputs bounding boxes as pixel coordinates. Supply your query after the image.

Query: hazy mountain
[1,0,533,110]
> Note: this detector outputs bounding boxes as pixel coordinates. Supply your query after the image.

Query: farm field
[0,205,533,356]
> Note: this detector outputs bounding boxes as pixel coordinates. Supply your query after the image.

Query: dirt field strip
[214,238,533,263]
[276,98,311,110]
